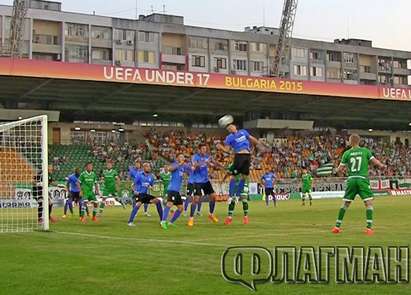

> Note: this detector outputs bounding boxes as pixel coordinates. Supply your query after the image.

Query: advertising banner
[1,58,410,101]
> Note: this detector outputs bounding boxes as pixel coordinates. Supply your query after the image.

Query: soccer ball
[218,114,234,128]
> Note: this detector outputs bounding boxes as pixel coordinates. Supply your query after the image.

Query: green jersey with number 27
[341,147,374,178]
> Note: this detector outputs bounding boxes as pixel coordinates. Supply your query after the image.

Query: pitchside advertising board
[0,186,122,209]
[0,58,411,101]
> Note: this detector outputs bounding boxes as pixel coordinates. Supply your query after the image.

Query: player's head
[143,162,151,173]
[74,167,80,176]
[349,134,361,147]
[176,153,185,164]
[134,159,141,169]
[226,123,237,134]
[85,162,93,172]
[106,160,113,169]
[199,144,207,155]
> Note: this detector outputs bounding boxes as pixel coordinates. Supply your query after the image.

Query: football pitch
[0,197,410,295]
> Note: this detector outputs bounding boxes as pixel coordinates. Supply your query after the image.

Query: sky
[1,0,411,53]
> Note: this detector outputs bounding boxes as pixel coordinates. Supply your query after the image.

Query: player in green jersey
[79,162,100,223]
[159,167,171,198]
[332,134,386,236]
[301,168,313,206]
[100,160,120,215]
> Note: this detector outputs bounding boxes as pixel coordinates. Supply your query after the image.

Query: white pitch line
[55,231,227,248]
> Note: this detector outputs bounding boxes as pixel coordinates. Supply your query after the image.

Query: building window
[291,48,306,58]
[65,45,88,62]
[115,49,134,62]
[91,48,111,61]
[233,59,247,71]
[33,33,59,45]
[138,50,156,64]
[343,53,355,64]
[378,74,390,84]
[234,41,248,52]
[251,61,263,72]
[163,46,183,55]
[310,50,322,61]
[65,23,88,39]
[393,60,407,69]
[393,75,407,85]
[327,69,341,79]
[327,51,341,62]
[91,26,112,40]
[138,31,155,42]
[214,40,228,51]
[310,66,323,77]
[214,57,227,70]
[293,64,307,76]
[343,69,358,80]
[378,57,392,72]
[189,37,207,49]
[250,42,266,53]
[192,55,205,67]
[360,65,371,73]
[114,29,135,42]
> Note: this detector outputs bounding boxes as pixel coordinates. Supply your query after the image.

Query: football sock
[184,197,190,212]
[128,204,140,223]
[190,203,197,217]
[366,206,374,229]
[242,199,249,216]
[228,200,236,216]
[209,200,215,214]
[170,209,182,223]
[162,206,171,222]
[156,202,163,221]
[99,201,105,214]
[336,204,349,228]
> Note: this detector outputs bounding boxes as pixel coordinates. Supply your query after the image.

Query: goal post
[0,115,49,232]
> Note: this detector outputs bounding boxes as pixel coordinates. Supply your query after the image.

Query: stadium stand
[48,129,411,182]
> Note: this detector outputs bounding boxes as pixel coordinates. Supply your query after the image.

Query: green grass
[0,197,410,295]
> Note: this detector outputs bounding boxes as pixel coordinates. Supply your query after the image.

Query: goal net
[0,115,49,232]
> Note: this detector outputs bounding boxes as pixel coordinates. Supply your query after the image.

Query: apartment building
[0,0,410,86]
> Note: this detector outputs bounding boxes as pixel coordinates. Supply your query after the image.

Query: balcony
[91,38,112,49]
[393,67,408,76]
[161,53,186,64]
[33,34,61,54]
[359,72,377,81]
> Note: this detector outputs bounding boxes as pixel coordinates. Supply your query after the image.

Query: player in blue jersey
[127,162,163,226]
[63,168,81,218]
[261,169,277,207]
[160,154,192,230]
[217,122,267,225]
[183,169,202,216]
[188,144,221,227]
[129,159,151,216]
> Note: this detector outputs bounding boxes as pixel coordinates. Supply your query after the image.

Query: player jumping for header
[217,120,268,225]
[332,134,386,236]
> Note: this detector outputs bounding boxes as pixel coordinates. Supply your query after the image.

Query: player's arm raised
[216,141,231,153]
[249,135,270,152]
